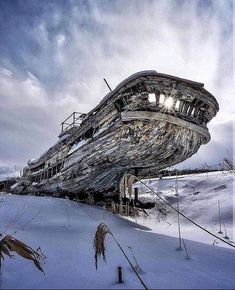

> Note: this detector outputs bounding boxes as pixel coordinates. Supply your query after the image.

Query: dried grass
[105,200,139,217]
[93,223,110,269]
[223,157,234,173]
[87,193,95,205]
[0,235,45,272]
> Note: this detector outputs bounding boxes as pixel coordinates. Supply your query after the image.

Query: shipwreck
[20,70,218,200]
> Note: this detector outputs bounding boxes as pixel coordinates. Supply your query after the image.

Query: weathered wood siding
[21,71,219,197]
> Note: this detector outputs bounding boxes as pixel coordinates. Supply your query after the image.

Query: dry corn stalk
[93,223,149,289]
[93,223,110,269]
[0,235,45,272]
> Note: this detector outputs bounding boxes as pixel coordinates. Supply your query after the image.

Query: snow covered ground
[0,171,234,289]
[130,171,234,249]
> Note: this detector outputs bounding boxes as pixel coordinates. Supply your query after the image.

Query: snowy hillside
[131,171,234,249]
[0,179,235,289]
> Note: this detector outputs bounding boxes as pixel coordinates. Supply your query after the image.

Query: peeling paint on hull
[37,119,205,195]
[20,70,219,197]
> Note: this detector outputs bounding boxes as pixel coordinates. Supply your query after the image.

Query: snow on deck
[0,188,235,289]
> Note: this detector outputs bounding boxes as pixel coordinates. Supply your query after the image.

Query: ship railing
[61,112,85,132]
[145,92,215,127]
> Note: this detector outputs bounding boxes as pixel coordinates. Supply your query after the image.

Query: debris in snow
[193,191,200,195]
[214,184,227,191]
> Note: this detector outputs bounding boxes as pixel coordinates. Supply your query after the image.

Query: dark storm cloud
[0,0,233,178]
[0,0,72,88]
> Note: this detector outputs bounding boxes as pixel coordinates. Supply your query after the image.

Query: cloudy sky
[0,0,233,178]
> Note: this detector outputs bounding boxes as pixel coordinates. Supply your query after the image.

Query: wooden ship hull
[22,71,219,199]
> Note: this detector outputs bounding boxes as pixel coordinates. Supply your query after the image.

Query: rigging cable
[127,175,235,249]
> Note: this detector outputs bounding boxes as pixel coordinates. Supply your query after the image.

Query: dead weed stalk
[0,234,46,273]
[93,223,110,269]
[93,222,148,290]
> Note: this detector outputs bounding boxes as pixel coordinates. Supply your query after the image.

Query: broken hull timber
[24,70,219,197]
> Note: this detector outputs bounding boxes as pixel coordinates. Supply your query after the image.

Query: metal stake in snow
[126,174,235,250]
[218,200,223,234]
[175,172,182,250]
[182,238,190,259]
[107,226,148,290]
[118,266,123,283]
[94,223,148,290]
[223,222,229,240]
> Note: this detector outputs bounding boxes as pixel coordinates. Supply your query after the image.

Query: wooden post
[134,168,138,202]
[118,266,123,283]
[176,172,182,250]
[123,176,126,199]
[218,200,223,234]
[155,92,160,106]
